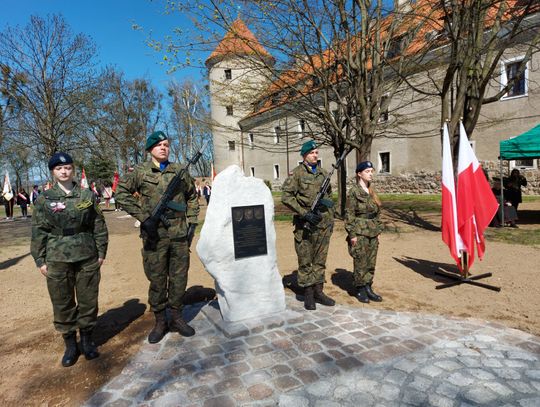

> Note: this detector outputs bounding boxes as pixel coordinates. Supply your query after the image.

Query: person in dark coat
[17,188,30,218]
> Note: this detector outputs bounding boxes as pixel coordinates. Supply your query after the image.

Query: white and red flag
[2,172,13,201]
[456,122,498,268]
[80,168,89,189]
[441,123,465,268]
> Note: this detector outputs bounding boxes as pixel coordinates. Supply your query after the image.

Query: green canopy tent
[498,123,540,224]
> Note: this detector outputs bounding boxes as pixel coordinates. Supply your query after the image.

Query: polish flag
[441,123,465,268]
[456,122,498,268]
[80,168,89,189]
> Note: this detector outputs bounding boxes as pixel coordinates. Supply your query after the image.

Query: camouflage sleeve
[115,169,145,222]
[185,173,200,225]
[281,172,307,217]
[344,187,357,239]
[92,196,109,259]
[30,196,50,267]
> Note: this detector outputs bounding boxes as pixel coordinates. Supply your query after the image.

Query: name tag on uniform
[76,200,93,210]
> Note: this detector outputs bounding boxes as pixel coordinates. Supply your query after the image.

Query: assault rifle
[304,148,348,232]
[141,141,208,250]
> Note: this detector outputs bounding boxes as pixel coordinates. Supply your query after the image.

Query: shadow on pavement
[0,252,31,270]
[282,271,307,303]
[384,207,440,231]
[393,256,461,283]
[182,285,217,323]
[94,299,147,346]
[331,268,356,296]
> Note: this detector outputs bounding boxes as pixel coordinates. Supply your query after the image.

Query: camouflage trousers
[142,236,189,312]
[294,223,333,287]
[348,235,379,286]
[46,256,101,334]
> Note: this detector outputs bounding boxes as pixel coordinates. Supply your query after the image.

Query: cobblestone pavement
[85,296,540,407]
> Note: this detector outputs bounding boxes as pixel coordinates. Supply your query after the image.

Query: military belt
[51,226,91,236]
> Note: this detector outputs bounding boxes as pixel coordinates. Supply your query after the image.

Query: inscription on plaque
[231,205,267,260]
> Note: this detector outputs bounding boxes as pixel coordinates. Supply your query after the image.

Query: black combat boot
[355,286,370,303]
[365,283,383,302]
[314,283,336,306]
[61,332,81,367]
[304,285,316,310]
[148,310,168,343]
[80,329,100,360]
[169,308,195,337]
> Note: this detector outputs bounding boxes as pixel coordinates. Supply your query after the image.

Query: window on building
[248,133,254,149]
[274,164,280,179]
[501,58,528,98]
[379,152,390,173]
[250,167,255,177]
[512,159,535,169]
[298,119,306,138]
[274,126,282,144]
[386,35,405,59]
[378,96,389,123]
[228,141,235,151]
[226,105,234,116]
[224,69,232,80]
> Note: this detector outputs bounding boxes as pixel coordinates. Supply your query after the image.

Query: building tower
[206,19,274,173]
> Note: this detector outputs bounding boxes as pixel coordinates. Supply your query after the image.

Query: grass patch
[523,195,540,203]
[380,194,441,213]
[274,214,293,222]
[484,227,540,246]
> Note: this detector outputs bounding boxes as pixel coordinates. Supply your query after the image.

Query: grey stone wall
[372,161,540,195]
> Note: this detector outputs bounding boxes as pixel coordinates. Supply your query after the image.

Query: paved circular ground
[84,295,540,407]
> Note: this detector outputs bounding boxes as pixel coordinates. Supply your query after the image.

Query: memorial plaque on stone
[231,205,267,259]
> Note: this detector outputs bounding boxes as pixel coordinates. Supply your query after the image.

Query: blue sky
[0,0,206,92]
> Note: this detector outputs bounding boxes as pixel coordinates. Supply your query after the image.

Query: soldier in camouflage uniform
[281,140,336,310]
[345,161,384,303]
[31,152,108,367]
[115,131,199,343]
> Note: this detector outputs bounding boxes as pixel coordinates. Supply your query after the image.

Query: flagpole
[435,120,500,292]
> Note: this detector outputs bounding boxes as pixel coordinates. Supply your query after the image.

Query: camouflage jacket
[345,184,383,238]
[281,162,334,228]
[31,183,108,267]
[115,161,199,239]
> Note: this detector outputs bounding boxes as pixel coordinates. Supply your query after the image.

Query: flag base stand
[435,253,501,292]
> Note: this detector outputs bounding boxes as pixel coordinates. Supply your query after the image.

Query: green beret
[300,140,317,156]
[145,131,168,151]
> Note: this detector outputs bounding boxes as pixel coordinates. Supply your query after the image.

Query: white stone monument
[196,165,286,322]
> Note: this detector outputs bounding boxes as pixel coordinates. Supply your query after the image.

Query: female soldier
[345,161,384,303]
[31,152,108,367]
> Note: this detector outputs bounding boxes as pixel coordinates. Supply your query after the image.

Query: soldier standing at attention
[281,140,336,310]
[31,152,108,367]
[345,161,384,303]
[116,131,199,343]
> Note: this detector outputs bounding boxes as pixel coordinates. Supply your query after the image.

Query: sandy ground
[0,201,539,406]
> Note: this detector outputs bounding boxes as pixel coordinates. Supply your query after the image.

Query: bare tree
[166,80,214,176]
[0,14,99,158]
[395,0,540,155]
[155,0,431,214]
[84,68,163,172]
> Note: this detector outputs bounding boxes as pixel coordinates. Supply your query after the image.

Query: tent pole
[500,157,504,226]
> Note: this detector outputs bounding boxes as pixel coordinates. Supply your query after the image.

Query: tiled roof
[241,0,535,120]
[206,18,274,67]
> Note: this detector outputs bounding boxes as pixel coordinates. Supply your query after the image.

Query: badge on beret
[60,155,66,163]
